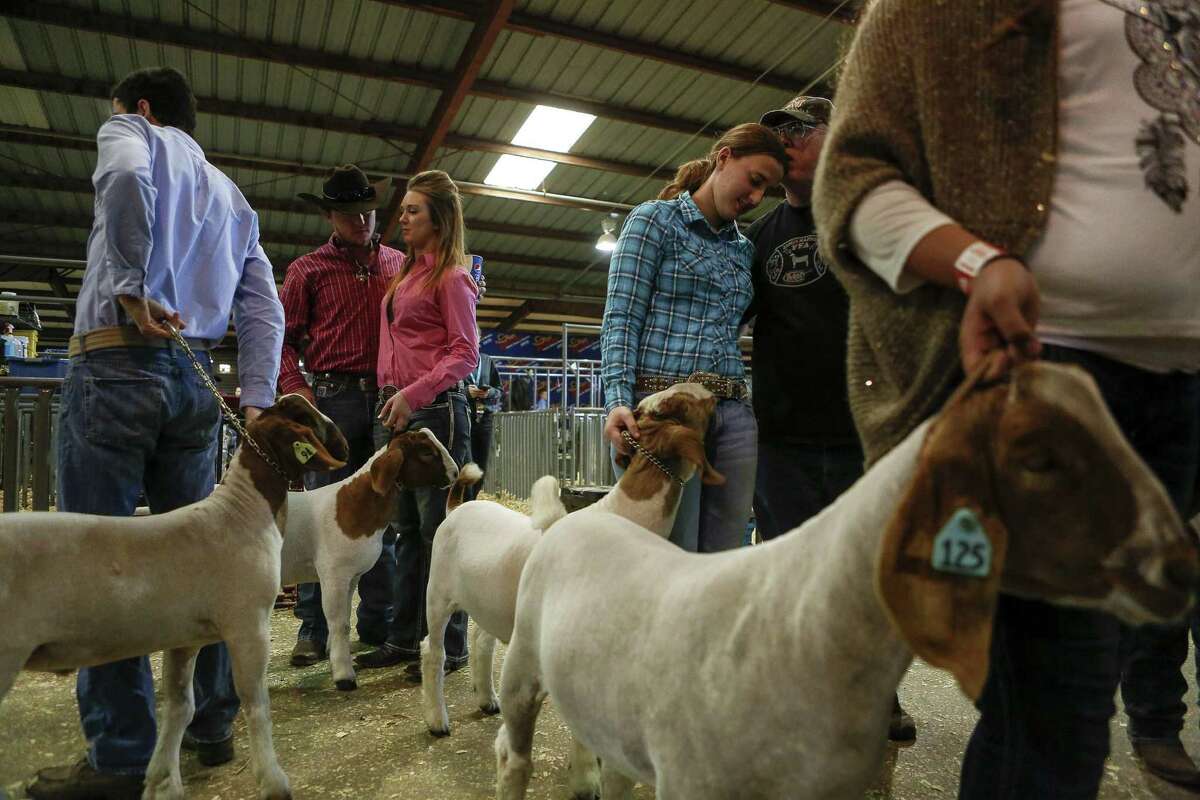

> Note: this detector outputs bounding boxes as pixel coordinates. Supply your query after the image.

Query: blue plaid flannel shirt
[601,191,754,412]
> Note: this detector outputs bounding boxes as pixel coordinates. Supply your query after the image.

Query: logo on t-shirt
[765,234,827,287]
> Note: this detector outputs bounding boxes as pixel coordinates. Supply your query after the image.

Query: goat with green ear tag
[0,393,348,800]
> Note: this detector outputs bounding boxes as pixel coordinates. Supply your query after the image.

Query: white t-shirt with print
[850,0,1200,372]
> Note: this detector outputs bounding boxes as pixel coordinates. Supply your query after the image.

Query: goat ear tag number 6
[931,508,992,578]
[293,441,317,464]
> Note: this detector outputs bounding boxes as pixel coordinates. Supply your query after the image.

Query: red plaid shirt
[278,236,404,394]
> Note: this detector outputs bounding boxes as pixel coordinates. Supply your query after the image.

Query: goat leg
[142,647,199,800]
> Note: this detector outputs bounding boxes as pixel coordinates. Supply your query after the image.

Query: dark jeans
[468,410,494,501]
[56,346,241,775]
[374,393,471,663]
[753,439,863,541]
[958,344,1200,800]
[294,378,395,646]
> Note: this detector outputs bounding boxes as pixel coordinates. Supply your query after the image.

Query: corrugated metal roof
[0,0,850,342]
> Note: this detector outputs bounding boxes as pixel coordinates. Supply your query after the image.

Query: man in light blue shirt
[29,66,284,800]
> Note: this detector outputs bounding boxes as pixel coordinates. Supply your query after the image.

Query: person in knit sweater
[814,0,1200,796]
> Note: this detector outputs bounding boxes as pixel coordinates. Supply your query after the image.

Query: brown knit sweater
[813,0,1059,466]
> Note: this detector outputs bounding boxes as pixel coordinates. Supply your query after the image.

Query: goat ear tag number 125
[931,508,992,578]
[293,441,317,464]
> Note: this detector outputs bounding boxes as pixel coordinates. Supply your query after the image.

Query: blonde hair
[385,170,468,300]
[658,123,789,201]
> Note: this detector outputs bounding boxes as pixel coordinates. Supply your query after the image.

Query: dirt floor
[4,611,1200,800]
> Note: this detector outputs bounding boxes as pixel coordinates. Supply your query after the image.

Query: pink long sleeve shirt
[376,253,479,412]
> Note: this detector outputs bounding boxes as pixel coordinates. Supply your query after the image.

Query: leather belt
[69,325,209,358]
[379,382,465,407]
[313,371,377,392]
[634,371,747,401]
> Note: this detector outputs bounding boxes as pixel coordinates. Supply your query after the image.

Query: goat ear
[370,448,405,494]
[875,389,1008,701]
[281,423,347,472]
[663,424,724,485]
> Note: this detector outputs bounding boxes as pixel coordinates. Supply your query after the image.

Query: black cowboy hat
[298,164,392,213]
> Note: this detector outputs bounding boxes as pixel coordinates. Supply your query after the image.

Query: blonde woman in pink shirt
[354,170,480,675]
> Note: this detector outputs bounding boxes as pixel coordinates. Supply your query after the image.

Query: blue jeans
[753,440,863,541]
[374,394,471,662]
[958,344,1200,800]
[56,345,241,776]
[612,398,757,553]
[294,379,395,646]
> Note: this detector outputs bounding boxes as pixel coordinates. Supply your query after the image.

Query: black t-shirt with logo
[744,200,858,445]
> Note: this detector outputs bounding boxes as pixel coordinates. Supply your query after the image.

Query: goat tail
[528,475,567,532]
[446,463,484,514]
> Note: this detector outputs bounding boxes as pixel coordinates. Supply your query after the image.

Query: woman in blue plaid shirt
[601,123,788,552]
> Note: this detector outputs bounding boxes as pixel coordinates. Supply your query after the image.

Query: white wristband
[953,242,1006,294]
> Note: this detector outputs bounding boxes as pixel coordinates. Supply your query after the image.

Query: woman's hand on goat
[960,257,1042,381]
[379,391,413,431]
[605,406,639,453]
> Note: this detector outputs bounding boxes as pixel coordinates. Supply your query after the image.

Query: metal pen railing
[0,375,243,512]
[480,409,562,497]
[0,377,60,512]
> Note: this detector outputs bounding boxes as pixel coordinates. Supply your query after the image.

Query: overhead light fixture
[485,105,597,191]
[217,363,232,374]
[595,212,619,253]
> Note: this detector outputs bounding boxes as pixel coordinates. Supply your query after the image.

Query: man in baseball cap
[746,93,917,741]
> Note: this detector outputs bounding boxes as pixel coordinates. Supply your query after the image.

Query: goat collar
[621,430,686,488]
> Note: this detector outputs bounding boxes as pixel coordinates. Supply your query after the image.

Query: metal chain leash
[166,324,294,484]
[621,430,685,487]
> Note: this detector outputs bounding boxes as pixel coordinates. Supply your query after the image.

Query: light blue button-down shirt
[77,114,284,408]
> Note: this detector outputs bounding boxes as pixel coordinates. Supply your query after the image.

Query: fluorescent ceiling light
[485,155,557,191]
[485,105,597,190]
[512,106,596,151]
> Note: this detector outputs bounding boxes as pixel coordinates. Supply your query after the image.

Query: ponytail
[657,123,789,201]
[659,158,716,200]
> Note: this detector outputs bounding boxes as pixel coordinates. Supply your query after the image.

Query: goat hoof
[429,725,451,738]
[335,679,358,691]
[480,701,500,715]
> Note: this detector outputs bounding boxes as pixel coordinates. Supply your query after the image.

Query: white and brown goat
[494,361,1200,800]
[278,428,460,689]
[0,395,349,800]
[421,382,723,736]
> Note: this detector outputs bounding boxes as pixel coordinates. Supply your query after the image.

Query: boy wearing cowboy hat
[280,164,404,667]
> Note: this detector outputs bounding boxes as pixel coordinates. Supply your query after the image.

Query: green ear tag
[293,441,317,464]
[931,508,992,578]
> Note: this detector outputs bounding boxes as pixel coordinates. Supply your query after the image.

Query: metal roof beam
[386,0,524,241]
[0,1,718,138]
[496,300,534,332]
[0,171,595,244]
[0,124,634,213]
[0,250,607,303]
[375,0,830,93]
[406,0,514,176]
[0,210,595,274]
[0,69,665,180]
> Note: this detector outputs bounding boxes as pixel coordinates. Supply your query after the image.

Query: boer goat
[421,382,723,736]
[495,362,1200,800]
[0,395,349,800]
[278,428,460,689]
